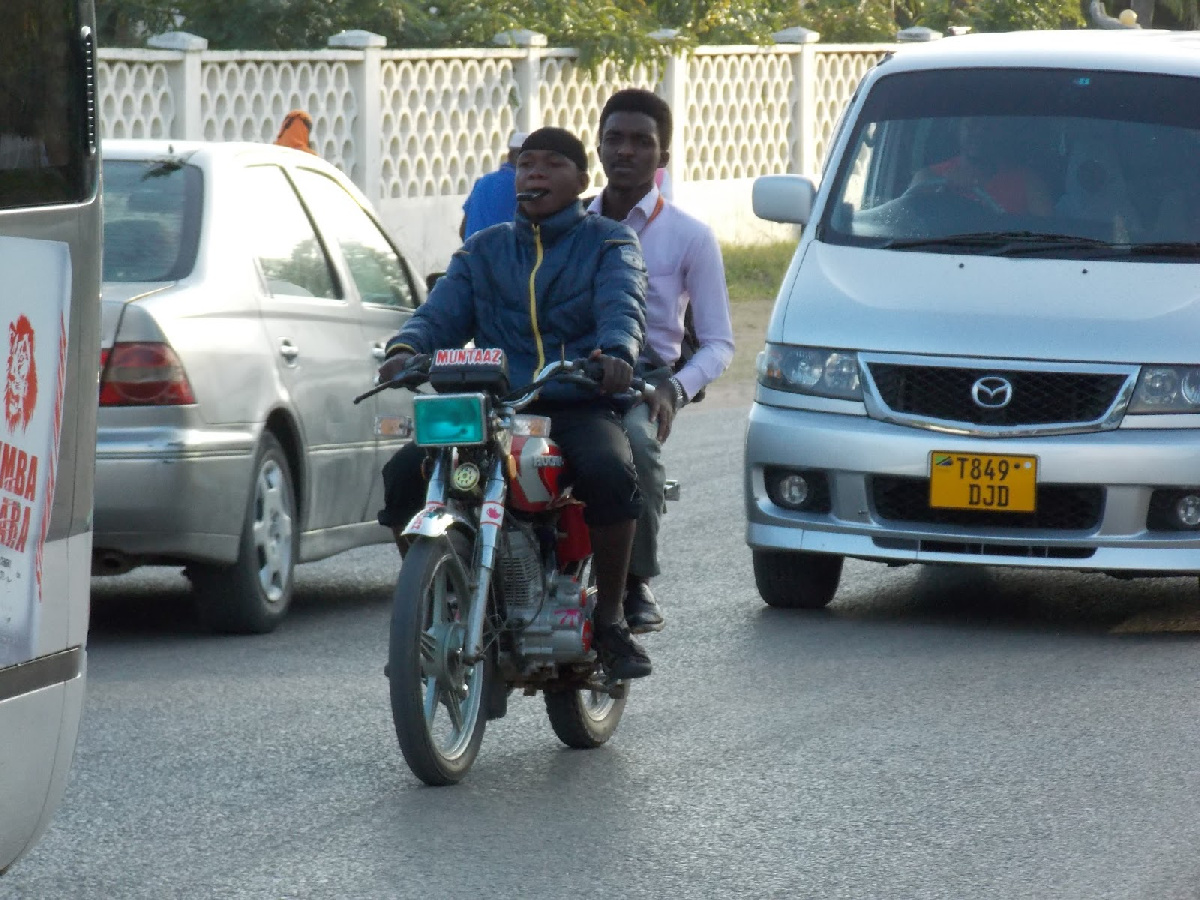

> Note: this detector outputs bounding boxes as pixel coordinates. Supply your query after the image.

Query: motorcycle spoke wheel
[389,532,489,785]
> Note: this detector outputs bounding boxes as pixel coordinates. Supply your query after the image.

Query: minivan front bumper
[745,401,1200,572]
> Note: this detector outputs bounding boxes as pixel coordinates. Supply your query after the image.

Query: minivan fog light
[765,467,832,512]
[1147,489,1200,531]
[1176,494,1200,527]
[778,474,810,507]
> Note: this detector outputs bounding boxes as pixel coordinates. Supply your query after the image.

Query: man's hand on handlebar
[377,349,415,384]
[588,348,633,395]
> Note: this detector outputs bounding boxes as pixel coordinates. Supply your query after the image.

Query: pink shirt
[588,187,734,400]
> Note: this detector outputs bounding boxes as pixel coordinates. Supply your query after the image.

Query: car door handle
[372,343,386,361]
[279,339,300,362]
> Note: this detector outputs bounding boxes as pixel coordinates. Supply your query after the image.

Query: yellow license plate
[929,452,1037,512]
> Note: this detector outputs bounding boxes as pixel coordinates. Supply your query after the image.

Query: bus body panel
[0,0,101,873]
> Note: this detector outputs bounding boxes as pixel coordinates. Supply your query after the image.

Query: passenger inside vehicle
[910,117,1053,216]
[1055,127,1141,241]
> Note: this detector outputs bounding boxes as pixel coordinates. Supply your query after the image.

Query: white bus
[0,0,101,874]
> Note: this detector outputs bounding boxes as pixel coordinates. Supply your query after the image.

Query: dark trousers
[379,402,642,529]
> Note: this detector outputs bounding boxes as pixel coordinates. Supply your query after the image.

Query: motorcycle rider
[589,89,735,633]
[376,127,655,680]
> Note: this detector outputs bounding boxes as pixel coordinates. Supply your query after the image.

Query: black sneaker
[624,581,665,635]
[592,622,652,680]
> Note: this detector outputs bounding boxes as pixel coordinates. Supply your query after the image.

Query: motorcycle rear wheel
[388,531,488,786]
[544,683,627,749]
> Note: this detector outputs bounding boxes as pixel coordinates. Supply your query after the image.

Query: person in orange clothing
[273,109,317,155]
[912,117,1051,215]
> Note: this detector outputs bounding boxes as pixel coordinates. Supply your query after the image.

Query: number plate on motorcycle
[928,452,1037,512]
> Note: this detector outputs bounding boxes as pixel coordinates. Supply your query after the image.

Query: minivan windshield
[819,67,1200,259]
[101,158,203,282]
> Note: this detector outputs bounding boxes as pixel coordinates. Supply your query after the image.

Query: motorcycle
[355,349,650,786]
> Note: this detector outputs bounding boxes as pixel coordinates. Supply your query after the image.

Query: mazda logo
[971,376,1013,409]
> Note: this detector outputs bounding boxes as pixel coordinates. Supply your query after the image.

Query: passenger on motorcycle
[376,127,655,680]
[590,89,735,633]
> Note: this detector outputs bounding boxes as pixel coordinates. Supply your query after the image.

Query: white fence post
[328,29,386,205]
[147,31,207,140]
[773,26,820,175]
[496,30,547,133]
[650,29,687,187]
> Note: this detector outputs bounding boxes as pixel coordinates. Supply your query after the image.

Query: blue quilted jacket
[385,201,647,400]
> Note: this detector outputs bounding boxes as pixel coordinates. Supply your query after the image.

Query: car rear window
[102,158,203,282]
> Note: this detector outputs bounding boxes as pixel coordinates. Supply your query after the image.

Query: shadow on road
[87,563,395,642]
[752,562,1200,639]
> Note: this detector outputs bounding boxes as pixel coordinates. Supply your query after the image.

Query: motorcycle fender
[401,502,475,539]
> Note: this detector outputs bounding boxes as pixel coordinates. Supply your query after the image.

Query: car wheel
[752,549,843,610]
[193,433,297,634]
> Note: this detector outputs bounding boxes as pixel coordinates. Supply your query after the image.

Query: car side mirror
[425,272,444,292]
[753,175,818,226]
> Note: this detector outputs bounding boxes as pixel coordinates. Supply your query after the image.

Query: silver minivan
[746,30,1200,609]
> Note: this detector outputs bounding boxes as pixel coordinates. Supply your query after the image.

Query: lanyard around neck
[640,195,665,232]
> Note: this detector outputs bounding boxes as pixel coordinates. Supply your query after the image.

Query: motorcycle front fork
[462,455,506,665]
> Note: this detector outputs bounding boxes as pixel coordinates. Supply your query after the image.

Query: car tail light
[99,342,196,406]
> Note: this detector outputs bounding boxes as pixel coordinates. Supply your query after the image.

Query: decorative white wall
[98,31,896,276]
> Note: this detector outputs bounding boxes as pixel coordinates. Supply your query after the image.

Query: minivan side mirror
[752,175,818,226]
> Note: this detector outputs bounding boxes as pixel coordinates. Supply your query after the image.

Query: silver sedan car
[96,140,422,632]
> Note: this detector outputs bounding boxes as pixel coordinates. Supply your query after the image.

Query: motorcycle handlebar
[354,353,647,407]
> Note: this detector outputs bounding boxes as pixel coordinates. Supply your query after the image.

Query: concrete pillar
[328,30,387,203]
[650,29,686,186]
[147,31,207,141]
[773,26,820,175]
[495,30,547,134]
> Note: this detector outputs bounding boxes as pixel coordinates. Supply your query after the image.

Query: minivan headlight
[1129,366,1200,413]
[756,344,862,400]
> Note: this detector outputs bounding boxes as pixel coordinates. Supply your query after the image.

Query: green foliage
[95,0,1096,62]
[721,240,795,304]
[797,0,1084,42]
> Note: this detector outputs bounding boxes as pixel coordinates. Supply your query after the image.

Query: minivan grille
[871,476,1103,530]
[867,363,1127,427]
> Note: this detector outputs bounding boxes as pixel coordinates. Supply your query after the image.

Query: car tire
[752,549,843,610]
[193,433,297,634]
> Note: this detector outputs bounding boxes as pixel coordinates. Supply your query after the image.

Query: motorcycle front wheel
[388,531,488,785]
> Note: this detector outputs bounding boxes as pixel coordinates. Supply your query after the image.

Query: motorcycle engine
[497,520,544,622]
[498,520,594,666]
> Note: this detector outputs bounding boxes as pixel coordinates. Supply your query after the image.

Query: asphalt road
[5,404,1200,899]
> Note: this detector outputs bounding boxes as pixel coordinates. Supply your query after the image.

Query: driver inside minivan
[911,117,1053,216]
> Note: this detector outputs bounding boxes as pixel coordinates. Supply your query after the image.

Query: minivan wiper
[1123,241,1200,259]
[881,231,1113,255]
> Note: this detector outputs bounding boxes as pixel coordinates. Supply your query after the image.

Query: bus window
[0,0,100,876]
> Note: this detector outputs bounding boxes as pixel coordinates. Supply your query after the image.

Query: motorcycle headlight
[1129,366,1200,413]
[756,344,862,400]
[413,393,488,446]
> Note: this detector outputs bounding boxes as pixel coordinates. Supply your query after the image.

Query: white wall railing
[99,29,896,274]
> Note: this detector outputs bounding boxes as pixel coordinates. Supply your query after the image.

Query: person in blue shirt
[459,131,527,240]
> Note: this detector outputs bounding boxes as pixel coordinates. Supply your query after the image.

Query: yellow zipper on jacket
[528,224,546,372]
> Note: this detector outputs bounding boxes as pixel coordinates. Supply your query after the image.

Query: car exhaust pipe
[92,550,135,576]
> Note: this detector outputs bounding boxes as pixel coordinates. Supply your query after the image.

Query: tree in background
[97,0,1198,63]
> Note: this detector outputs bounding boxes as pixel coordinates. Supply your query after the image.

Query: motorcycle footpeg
[586,676,629,699]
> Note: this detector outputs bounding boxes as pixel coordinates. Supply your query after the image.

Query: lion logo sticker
[6,315,37,434]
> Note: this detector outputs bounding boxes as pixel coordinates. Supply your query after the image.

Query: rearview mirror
[426,272,445,292]
[753,175,818,226]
